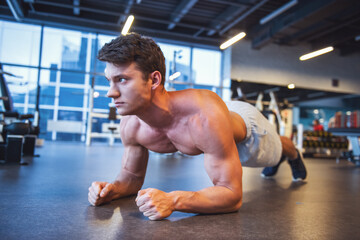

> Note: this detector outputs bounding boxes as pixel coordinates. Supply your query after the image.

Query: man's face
[105,62,152,116]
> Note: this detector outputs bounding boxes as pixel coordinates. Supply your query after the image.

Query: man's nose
[107,85,120,98]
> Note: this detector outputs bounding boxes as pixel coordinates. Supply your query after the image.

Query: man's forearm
[168,186,242,214]
[112,172,144,199]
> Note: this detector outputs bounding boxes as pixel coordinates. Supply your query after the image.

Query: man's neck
[136,88,174,129]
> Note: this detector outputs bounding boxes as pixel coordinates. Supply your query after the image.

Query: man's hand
[88,181,120,206]
[135,188,174,220]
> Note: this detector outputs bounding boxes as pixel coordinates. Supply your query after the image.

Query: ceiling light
[260,0,298,25]
[169,72,181,81]
[299,46,334,61]
[287,83,295,89]
[121,15,134,35]
[220,32,246,50]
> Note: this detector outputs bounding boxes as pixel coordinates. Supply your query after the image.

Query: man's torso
[121,89,230,155]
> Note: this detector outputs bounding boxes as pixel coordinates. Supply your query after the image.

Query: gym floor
[1,141,359,240]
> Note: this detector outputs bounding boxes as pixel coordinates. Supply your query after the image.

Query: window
[93,89,111,109]
[158,43,191,84]
[93,34,116,73]
[58,87,84,108]
[41,27,88,71]
[3,65,38,111]
[0,20,225,142]
[192,48,221,87]
[0,21,41,66]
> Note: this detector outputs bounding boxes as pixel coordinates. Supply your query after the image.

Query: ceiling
[1,0,360,54]
[230,80,354,107]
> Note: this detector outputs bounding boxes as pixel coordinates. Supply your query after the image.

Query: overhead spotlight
[220,32,246,50]
[287,83,295,89]
[121,15,134,35]
[169,72,181,81]
[299,46,334,61]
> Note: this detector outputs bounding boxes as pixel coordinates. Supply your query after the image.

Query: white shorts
[226,101,282,167]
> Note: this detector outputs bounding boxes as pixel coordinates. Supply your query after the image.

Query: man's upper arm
[190,103,243,195]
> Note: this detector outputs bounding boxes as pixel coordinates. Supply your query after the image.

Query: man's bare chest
[137,124,203,155]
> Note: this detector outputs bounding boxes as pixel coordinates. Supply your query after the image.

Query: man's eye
[118,78,126,82]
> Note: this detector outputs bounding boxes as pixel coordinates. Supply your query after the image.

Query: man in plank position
[88,33,307,220]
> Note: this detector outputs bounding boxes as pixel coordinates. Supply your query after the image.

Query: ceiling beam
[117,0,134,25]
[34,0,211,31]
[206,0,252,8]
[168,0,198,30]
[306,15,360,43]
[6,0,24,21]
[251,0,336,49]
[278,1,360,45]
[22,11,221,46]
[311,28,360,50]
[73,0,80,15]
[206,2,247,36]
[339,43,360,56]
[218,0,269,36]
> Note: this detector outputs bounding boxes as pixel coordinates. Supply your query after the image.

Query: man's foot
[288,150,307,181]
[261,155,287,178]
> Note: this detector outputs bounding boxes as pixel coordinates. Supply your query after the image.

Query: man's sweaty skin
[88,62,246,220]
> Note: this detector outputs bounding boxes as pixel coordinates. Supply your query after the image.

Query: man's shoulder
[119,116,142,143]
[173,89,224,112]
[173,89,229,127]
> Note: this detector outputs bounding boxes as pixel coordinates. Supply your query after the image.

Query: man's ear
[149,71,162,90]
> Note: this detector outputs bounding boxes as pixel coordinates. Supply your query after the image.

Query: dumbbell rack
[302,131,348,158]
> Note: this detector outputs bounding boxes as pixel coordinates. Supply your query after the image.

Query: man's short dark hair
[97,33,166,86]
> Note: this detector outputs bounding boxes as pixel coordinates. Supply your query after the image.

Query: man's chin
[116,108,132,116]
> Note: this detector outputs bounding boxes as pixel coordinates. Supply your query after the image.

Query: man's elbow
[233,198,243,211]
[226,193,243,212]
[230,197,242,212]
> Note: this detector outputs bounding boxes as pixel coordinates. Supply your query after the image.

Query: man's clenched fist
[136,188,175,220]
[88,181,119,206]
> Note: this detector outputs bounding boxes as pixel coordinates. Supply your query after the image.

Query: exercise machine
[0,63,38,164]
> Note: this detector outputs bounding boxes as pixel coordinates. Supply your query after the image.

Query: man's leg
[262,136,307,181]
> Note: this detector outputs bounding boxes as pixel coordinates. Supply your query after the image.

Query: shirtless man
[88,33,307,220]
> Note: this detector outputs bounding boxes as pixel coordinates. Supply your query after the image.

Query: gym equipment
[328,128,360,166]
[0,63,38,164]
[230,80,294,137]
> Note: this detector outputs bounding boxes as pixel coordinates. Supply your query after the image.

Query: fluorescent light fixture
[169,72,181,81]
[260,0,297,25]
[121,15,134,35]
[299,46,334,61]
[220,32,246,50]
[287,83,295,89]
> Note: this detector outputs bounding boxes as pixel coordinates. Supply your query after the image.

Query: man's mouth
[114,102,125,107]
